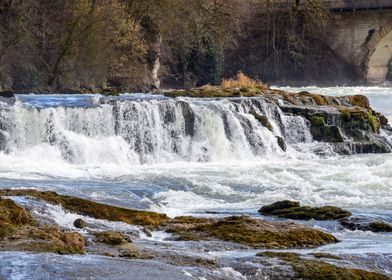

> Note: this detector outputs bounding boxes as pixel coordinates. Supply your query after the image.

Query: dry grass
[221,72,265,89]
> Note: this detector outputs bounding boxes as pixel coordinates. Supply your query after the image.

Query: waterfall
[0,95,313,165]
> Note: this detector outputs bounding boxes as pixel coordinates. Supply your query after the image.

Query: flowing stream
[0,87,391,279]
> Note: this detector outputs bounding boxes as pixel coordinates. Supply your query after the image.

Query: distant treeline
[0,0,358,93]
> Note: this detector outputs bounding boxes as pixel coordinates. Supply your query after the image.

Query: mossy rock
[341,110,351,122]
[259,201,352,221]
[73,218,86,229]
[346,95,370,109]
[259,200,300,214]
[340,218,392,233]
[311,252,342,260]
[250,110,273,131]
[0,190,337,250]
[311,116,325,127]
[311,125,344,143]
[0,198,35,227]
[94,231,129,246]
[0,225,85,254]
[0,189,169,227]
[257,252,389,280]
[165,216,337,249]
[164,85,264,98]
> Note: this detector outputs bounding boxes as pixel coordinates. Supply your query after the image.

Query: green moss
[167,216,337,249]
[0,198,35,227]
[0,189,169,227]
[256,252,389,280]
[340,110,351,122]
[368,113,380,134]
[311,116,325,127]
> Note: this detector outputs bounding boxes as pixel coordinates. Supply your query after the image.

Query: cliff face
[165,86,392,155]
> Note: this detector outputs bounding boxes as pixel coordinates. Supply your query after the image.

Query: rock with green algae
[250,109,273,131]
[256,252,390,280]
[94,231,130,246]
[73,218,86,229]
[0,190,338,249]
[0,198,84,254]
[163,216,337,249]
[0,189,169,227]
[0,198,35,227]
[259,200,352,221]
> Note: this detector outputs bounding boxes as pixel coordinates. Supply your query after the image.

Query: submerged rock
[258,201,352,220]
[256,252,389,280]
[340,217,392,233]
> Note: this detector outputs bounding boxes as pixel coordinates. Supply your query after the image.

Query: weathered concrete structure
[322,1,392,83]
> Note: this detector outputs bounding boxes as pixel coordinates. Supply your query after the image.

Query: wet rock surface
[340,217,392,233]
[258,200,352,221]
[0,189,390,279]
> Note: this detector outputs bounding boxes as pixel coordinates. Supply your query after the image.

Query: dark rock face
[178,101,195,137]
[259,200,300,214]
[276,136,287,151]
[0,91,14,98]
[259,201,352,221]
[340,217,392,233]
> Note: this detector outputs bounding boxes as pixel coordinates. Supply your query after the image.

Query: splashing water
[0,88,391,267]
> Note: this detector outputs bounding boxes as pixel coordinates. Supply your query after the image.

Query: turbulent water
[0,87,392,278]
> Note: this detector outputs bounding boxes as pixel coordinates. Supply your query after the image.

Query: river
[0,87,391,279]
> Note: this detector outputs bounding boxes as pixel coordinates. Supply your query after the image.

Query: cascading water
[0,89,391,279]
[0,95,312,165]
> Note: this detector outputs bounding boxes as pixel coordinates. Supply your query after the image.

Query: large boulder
[258,201,352,221]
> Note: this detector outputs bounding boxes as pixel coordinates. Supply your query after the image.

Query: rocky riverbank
[0,189,390,279]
